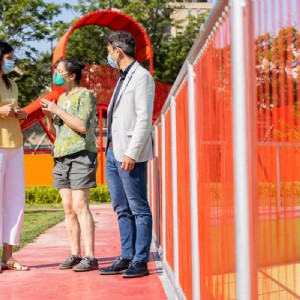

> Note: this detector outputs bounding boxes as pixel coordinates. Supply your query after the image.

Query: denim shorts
[53,150,98,189]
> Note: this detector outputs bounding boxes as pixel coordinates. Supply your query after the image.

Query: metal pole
[170,96,180,291]
[154,126,160,246]
[150,156,155,223]
[98,105,103,184]
[231,0,251,299]
[187,63,201,300]
[161,114,167,262]
[147,156,152,214]
[276,145,281,212]
[39,119,55,144]
[33,133,47,154]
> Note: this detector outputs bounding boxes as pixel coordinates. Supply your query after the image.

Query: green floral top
[53,88,98,158]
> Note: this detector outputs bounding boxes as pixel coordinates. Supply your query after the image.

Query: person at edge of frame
[0,41,29,274]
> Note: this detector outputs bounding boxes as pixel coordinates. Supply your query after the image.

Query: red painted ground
[0,204,167,300]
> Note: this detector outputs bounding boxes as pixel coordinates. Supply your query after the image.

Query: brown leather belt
[109,142,113,149]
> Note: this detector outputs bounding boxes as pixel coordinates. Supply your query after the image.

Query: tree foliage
[255,26,300,111]
[0,0,65,106]
[13,52,52,107]
[0,0,63,57]
[1,0,209,105]
[61,0,209,83]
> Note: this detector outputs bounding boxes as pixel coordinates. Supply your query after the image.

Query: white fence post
[188,63,201,300]
[154,126,160,246]
[170,96,180,293]
[161,114,167,262]
[231,0,251,299]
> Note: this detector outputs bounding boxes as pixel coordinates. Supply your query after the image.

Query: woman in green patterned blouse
[41,58,99,272]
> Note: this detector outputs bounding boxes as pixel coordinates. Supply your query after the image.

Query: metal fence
[148,0,300,299]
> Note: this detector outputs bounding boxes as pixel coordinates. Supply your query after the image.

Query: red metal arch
[22,10,156,132]
[52,10,153,74]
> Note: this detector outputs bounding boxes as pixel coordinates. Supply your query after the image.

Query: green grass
[0,204,65,257]
[25,203,63,210]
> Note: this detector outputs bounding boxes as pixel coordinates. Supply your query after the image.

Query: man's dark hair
[107,30,136,58]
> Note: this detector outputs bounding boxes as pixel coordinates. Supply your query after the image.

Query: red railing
[148,0,300,299]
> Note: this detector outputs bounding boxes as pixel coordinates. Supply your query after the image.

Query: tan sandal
[2,258,30,271]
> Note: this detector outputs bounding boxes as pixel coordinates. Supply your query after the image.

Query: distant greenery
[26,186,61,204]
[25,185,110,204]
[0,0,65,107]
[209,181,300,207]
[89,185,111,203]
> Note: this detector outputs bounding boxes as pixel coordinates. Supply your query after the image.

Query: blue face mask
[2,59,15,74]
[53,72,66,86]
[107,54,119,69]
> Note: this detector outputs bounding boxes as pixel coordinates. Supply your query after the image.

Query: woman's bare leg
[60,188,81,256]
[72,189,95,258]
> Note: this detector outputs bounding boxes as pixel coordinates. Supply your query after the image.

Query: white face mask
[107,53,119,69]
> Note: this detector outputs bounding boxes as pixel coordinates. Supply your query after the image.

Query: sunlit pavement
[0,204,167,300]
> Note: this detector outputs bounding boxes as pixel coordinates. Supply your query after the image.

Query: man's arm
[123,72,155,162]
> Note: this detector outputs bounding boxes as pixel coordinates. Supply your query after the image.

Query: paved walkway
[0,204,168,300]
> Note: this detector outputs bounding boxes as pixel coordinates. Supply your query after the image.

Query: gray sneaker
[72,256,98,272]
[59,255,82,270]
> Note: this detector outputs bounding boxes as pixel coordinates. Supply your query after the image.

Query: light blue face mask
[107,54,119,69]
[2,59,15,74]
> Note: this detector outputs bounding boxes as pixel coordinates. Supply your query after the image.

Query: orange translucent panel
[165,110,174,271]
[175,82,192,299]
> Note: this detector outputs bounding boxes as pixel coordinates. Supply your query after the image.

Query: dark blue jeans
[105,148,153,263]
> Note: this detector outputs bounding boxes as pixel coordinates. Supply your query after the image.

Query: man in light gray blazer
[99,31,154,278]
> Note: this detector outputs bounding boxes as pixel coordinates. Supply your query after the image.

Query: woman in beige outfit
[0,41,29,273]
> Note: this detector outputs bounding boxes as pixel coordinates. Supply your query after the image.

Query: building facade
[170,1,212,36]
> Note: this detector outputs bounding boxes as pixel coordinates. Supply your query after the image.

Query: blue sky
[30,0,78,53]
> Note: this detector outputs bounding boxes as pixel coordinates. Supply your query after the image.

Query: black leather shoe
[122,261,149,278]
[99,256,131,275]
